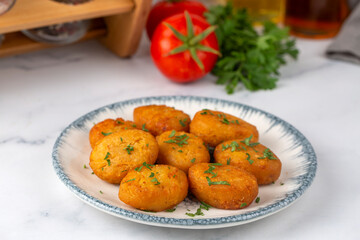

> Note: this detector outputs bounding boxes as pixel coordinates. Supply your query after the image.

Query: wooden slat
[0,20,106,57]
[101,0,152,57]
[0,0,134,34]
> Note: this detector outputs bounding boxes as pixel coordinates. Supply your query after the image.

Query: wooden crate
[0,0,152,57]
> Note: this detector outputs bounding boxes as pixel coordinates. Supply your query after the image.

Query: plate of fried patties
[52,96,317,229]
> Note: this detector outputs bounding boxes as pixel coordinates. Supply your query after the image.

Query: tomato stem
[164,11,220,72]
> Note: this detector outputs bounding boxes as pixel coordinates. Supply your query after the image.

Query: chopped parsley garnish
[104,152,110,160]
[135,162,154,172]
[240,135,259,147]
[222,144,229,151]
[173,174,176,178]
[204,165,217,178]
[101,132,112,136]
[280,182,284,185]
[169,130,176,138]
[190,158,196,163]
[258,148,277,160]
[179,119,187,127]
[83,164,87,169]
[149,172,155,178]
[240,203,247,208]
[121,169,128,172]
[99,190,103,194]
[227,158,231,165]
[222,141,240,152]
[106,159,111,166]
[124,145,134,154]
[131,124,137,128]
[134,166,143,172]
[164,134,189,147]
[178,150,183,153]
[120,137,123,142]
[125,178,135,183]
[143,162,154,170]
[186,208,204,217]
[146,143,149,147]
[166,208,176,212]
[185,213,196,217]
[91,171,94,174]
[200,201,211,210]
[116,120,124,125]
[221,118,230,125]
[246,153,254,164]
[206,177,230,186]
[151,177,160,185]
[230,141,239,152]
[235,120,240,125]
[186,202,211,217]
[142,123,149,132]
[200,111,207,115]
[255,197,260,203]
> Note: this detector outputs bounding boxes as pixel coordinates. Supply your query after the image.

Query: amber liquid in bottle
[231,0,285,23]
[285,0,349,39]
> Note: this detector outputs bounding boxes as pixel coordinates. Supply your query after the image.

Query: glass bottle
[21,21,89,45]
[51,0,91,5]
[285,0,349,39]
[0,0,16,15]
[229,0,286,23]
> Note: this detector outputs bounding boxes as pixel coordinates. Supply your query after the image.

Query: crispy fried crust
[214,139,281,185]
[189,109,259,147]
[188,163,258,210]
[119,165,188,212]
[89,129,158,184]
[89,118,138,148]
[133,105,191,136]
[156,131,210,174]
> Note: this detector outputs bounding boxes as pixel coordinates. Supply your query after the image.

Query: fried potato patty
[89,129,158,184]
[89,118,138,148]
[214,137,281,185]
[133,105,191,136]
[188,163,258,210]
[189,109,259,147]
[156,130,210,174]
[119,164,188,212]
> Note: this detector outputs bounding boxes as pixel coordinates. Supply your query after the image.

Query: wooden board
[0,0,134,34]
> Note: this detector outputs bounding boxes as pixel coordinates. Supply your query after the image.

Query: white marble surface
[0,35,360,239]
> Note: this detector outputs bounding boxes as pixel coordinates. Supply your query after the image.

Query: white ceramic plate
[52,96,317,229]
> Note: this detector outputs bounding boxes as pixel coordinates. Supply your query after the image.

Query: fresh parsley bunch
[205,3,299,93]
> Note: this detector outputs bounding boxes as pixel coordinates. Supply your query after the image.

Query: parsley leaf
[205,3,298,93]
[142,123,149,132]
[101,132,112,136]
[124,145,134,155]
[206,177,230,186]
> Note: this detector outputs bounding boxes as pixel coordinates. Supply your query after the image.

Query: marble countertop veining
[0,36,360,239]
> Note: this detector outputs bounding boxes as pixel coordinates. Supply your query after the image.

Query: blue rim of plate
[52,95,317,228]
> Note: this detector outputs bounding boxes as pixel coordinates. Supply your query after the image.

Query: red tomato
[146,0,207,40]
[151,12,219,83]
